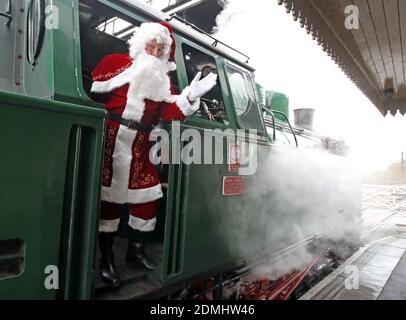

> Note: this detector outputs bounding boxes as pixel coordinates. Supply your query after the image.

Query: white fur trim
[176,86,201,116]
[125,90,146,122]
[99,219,120,233]
[90,65,135,93]
[128,216,156,232]
[127,184,163,203]
[168,61,176,71]
[163,95,178,104]
[129,23,172,62]
[102,183,163,204]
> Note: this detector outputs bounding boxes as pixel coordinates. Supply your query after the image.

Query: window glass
[27,0,45,65]
[182,44,228,124]
[226,63,264,131]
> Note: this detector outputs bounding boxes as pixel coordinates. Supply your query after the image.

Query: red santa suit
[91,23,199,233]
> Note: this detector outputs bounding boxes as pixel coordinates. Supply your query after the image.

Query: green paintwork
[265,91,289,122]
[161,125,271,286]
[0,91,105,299]
[0,0,277,299]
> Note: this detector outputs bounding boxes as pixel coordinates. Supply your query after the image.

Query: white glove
[187,71,218,102]
[177,86,201,116]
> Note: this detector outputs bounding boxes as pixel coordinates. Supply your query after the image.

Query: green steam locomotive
[0,0,358,300]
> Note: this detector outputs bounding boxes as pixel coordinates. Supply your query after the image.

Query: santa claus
[91,21,217,288]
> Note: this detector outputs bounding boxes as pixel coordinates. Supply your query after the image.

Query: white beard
[129,53,172,102]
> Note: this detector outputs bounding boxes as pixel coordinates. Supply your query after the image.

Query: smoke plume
[224,146,362,280]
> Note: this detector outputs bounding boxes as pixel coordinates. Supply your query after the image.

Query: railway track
[361,184,406,240]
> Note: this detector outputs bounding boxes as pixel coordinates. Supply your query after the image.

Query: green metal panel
[0,91,105,299]
[160,123,271,286]
[265,91,289,123]
[51,0,82,103]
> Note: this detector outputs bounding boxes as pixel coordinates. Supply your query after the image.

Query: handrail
[166,14,250,64]
[263,106,298,148]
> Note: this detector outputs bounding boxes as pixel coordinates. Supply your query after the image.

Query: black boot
[125,229,155,271]
[126,241,155,270]
[99,232,121,288]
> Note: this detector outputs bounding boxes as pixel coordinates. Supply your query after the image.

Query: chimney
[294,108,315,131]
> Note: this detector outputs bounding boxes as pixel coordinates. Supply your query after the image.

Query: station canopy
[279,0,406,116]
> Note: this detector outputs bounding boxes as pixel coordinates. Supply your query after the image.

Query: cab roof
[81,0,254,72]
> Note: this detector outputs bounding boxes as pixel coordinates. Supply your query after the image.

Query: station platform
[301,206,406,300]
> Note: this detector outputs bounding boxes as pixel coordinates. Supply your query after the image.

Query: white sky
[143,0,406,172]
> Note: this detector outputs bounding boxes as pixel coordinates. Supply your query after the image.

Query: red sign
[222,176,244,196]
[228,144,241,173]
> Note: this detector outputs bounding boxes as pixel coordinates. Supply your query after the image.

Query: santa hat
[128,21,177,71]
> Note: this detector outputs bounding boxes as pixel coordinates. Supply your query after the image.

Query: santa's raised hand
[187,71,218,102]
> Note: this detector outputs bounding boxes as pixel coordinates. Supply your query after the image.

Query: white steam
[224,146,362,280]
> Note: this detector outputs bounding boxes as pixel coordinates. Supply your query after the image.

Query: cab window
[182,44,228,124]
[225,63,264,131]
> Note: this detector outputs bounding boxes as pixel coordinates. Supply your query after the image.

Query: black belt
[108,113,152,132]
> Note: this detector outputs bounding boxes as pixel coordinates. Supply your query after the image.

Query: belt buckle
[127,119,136,130]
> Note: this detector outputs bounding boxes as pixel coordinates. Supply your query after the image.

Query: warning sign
[222,176,244,196]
